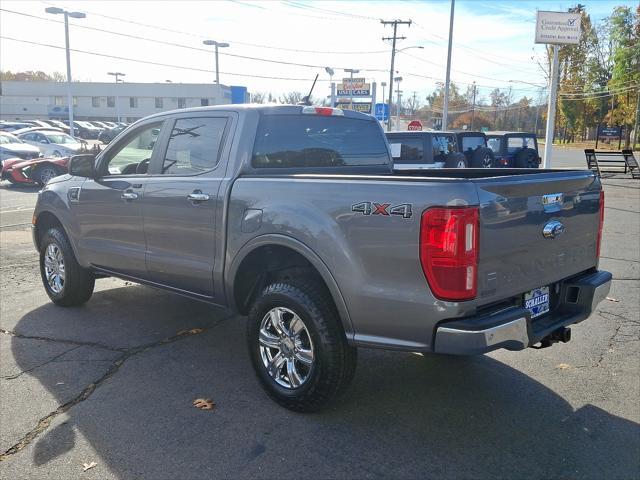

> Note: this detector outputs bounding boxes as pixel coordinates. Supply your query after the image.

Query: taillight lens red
[420,206,479,301]
[596,190,605,258]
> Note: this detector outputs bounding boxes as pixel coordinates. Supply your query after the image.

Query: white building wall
[0,81,235,121]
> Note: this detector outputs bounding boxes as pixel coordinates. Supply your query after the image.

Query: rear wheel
[445,152,468,168]
[471,147,495,168]
[515,148,539,168]
[247,279,357,412]
[39,227,94,306]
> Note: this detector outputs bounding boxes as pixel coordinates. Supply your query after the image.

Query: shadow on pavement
[9,285,640,479]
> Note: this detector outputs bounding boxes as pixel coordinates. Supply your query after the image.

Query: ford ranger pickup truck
[32,105,611,412]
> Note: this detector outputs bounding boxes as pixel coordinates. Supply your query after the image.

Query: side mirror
[69,154,95,178]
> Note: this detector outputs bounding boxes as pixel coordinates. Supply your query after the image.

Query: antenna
[299,74,319,106]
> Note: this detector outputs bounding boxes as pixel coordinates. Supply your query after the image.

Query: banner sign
[335,102,372,114]
[337,83,371,97]
[535,11,582,45]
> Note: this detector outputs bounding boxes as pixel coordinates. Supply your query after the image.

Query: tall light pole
[394,76,403,130]
[45,6,85,139]
[108,72,125,123]
[203,40,229,84]
[325,67,335,107]
[344,68,360,110]
[442,0,455,130]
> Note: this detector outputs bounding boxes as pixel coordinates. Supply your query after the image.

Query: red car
[1,156,70,186]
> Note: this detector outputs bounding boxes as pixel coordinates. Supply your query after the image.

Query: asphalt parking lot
[0,147,638,479]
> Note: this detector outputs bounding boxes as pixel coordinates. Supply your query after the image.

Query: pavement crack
[0,313,233,461]
[1,345,82,380]
[0,328,127,353]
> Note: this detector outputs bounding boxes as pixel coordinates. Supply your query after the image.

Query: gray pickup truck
[32,105,611,411]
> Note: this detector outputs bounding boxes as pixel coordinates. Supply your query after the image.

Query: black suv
[454,131,495,168]
[386,131,467,170]
[485,131,541,168]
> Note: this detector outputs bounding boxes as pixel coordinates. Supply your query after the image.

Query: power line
[0,36,328,81]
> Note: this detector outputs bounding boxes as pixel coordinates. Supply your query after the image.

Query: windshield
[0,133,21,144]
[77,121,95,128]
[461,136,485,152]
[45,133,77,144]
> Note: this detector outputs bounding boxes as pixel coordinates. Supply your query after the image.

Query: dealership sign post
[336,78,376,115]
[535,11,581,168]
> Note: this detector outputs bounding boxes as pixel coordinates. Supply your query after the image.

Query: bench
[584,149,639,179]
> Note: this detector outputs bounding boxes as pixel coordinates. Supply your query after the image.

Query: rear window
[507,137,524,153]
[388,137,424,164]
[252,115,389,168]
[460,136,485,152]
[487,137,501,154]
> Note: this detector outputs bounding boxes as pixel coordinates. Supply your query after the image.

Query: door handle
[121,192,138,200]
[187,192,210,202]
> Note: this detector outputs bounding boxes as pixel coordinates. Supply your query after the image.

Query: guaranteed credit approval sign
[535,11,581,45]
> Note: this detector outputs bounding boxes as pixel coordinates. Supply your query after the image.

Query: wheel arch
[227,234,354,340]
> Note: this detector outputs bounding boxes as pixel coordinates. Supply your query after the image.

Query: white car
[17,130,85,157]
[0,132,42,162]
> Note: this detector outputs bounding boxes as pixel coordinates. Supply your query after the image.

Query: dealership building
[0,81,249,122]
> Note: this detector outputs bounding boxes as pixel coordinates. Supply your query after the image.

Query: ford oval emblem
[543,220,566,239]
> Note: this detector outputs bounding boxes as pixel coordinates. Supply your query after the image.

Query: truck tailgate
[473,171,601,306]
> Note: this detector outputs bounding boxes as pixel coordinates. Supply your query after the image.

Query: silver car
[17,130,85,157]
[0,131,42,162]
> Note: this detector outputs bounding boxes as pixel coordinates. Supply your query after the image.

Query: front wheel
[33,165,63,186]
[39,227,95,306]
[247,280,357,412]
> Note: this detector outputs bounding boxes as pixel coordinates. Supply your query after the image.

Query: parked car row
[0,119,129,141]
[387,130,541,170]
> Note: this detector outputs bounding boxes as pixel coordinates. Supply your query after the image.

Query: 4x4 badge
[352,202,412,219]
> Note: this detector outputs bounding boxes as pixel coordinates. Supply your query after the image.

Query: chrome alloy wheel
[456,159,466,168]
[258,307,314,389]
[44,243,65,293]
[482,154,492,168]
[40,167,58,184]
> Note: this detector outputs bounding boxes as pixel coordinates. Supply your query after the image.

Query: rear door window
[389,137,424,163]
[252,115,389,168]
[161,117,228,175]
[460,136,485,152]
[432,135,456,163]
[507,137,524,153]
[522,136,536,150]
[487,137,501,154]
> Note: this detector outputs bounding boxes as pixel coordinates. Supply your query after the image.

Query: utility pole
[442,0,455,130]
[470,81,476,130]
[382,19,412,131]
[411,91,417,116]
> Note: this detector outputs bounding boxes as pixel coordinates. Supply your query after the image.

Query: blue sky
[0,0,634,103]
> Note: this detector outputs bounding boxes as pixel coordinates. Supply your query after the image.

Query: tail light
[596,190,605,258]
[420,206,479,301]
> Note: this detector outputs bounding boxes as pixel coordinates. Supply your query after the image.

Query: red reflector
[597,190,605,258]
[420,206,479,301]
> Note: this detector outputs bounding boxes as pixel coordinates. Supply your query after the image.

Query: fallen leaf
[82,462,97,471]
[605,297,619,302]
[556,363,571,370]
[193,398,215,411]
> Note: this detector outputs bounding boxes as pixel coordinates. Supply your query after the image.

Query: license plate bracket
[524,286,550,319]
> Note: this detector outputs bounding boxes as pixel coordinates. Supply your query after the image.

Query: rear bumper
[433,270,612,355]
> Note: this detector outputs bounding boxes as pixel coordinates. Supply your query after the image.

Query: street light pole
[543,44,560,168]
[108,72,125,123]
[442,0,455,130]
[46,6,85,139]
[325,67,335,106]
[203,40,230,84]
[344,69,360,110]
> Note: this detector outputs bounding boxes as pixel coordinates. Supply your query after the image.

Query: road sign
[535,11,581,45]
[375,103,389,121]
[407,120,423,131]
[335,102,372,114]
[598,126,622,138]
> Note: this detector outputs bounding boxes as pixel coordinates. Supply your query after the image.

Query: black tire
[515,148,539,168]
[39,227,94,306]
[247,279,357,412]
[444,152,468,168]
[471,147,495,168]
[33,165,64,186]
